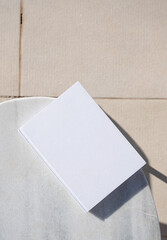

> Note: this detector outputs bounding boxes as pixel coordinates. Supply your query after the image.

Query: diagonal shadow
[91,109,167,220]
[90,111,149,220]
[108,114,167,185]
[144,165,167,184]
[90,169,147,220]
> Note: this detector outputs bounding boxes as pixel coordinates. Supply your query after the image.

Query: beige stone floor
[0,0,167,238]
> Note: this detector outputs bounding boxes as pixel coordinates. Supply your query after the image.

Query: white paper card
[19,82,146,211]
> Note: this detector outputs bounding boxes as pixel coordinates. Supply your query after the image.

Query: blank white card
[19,82,145,211]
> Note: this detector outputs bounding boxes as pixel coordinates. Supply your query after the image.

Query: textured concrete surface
[0,98,161,240]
